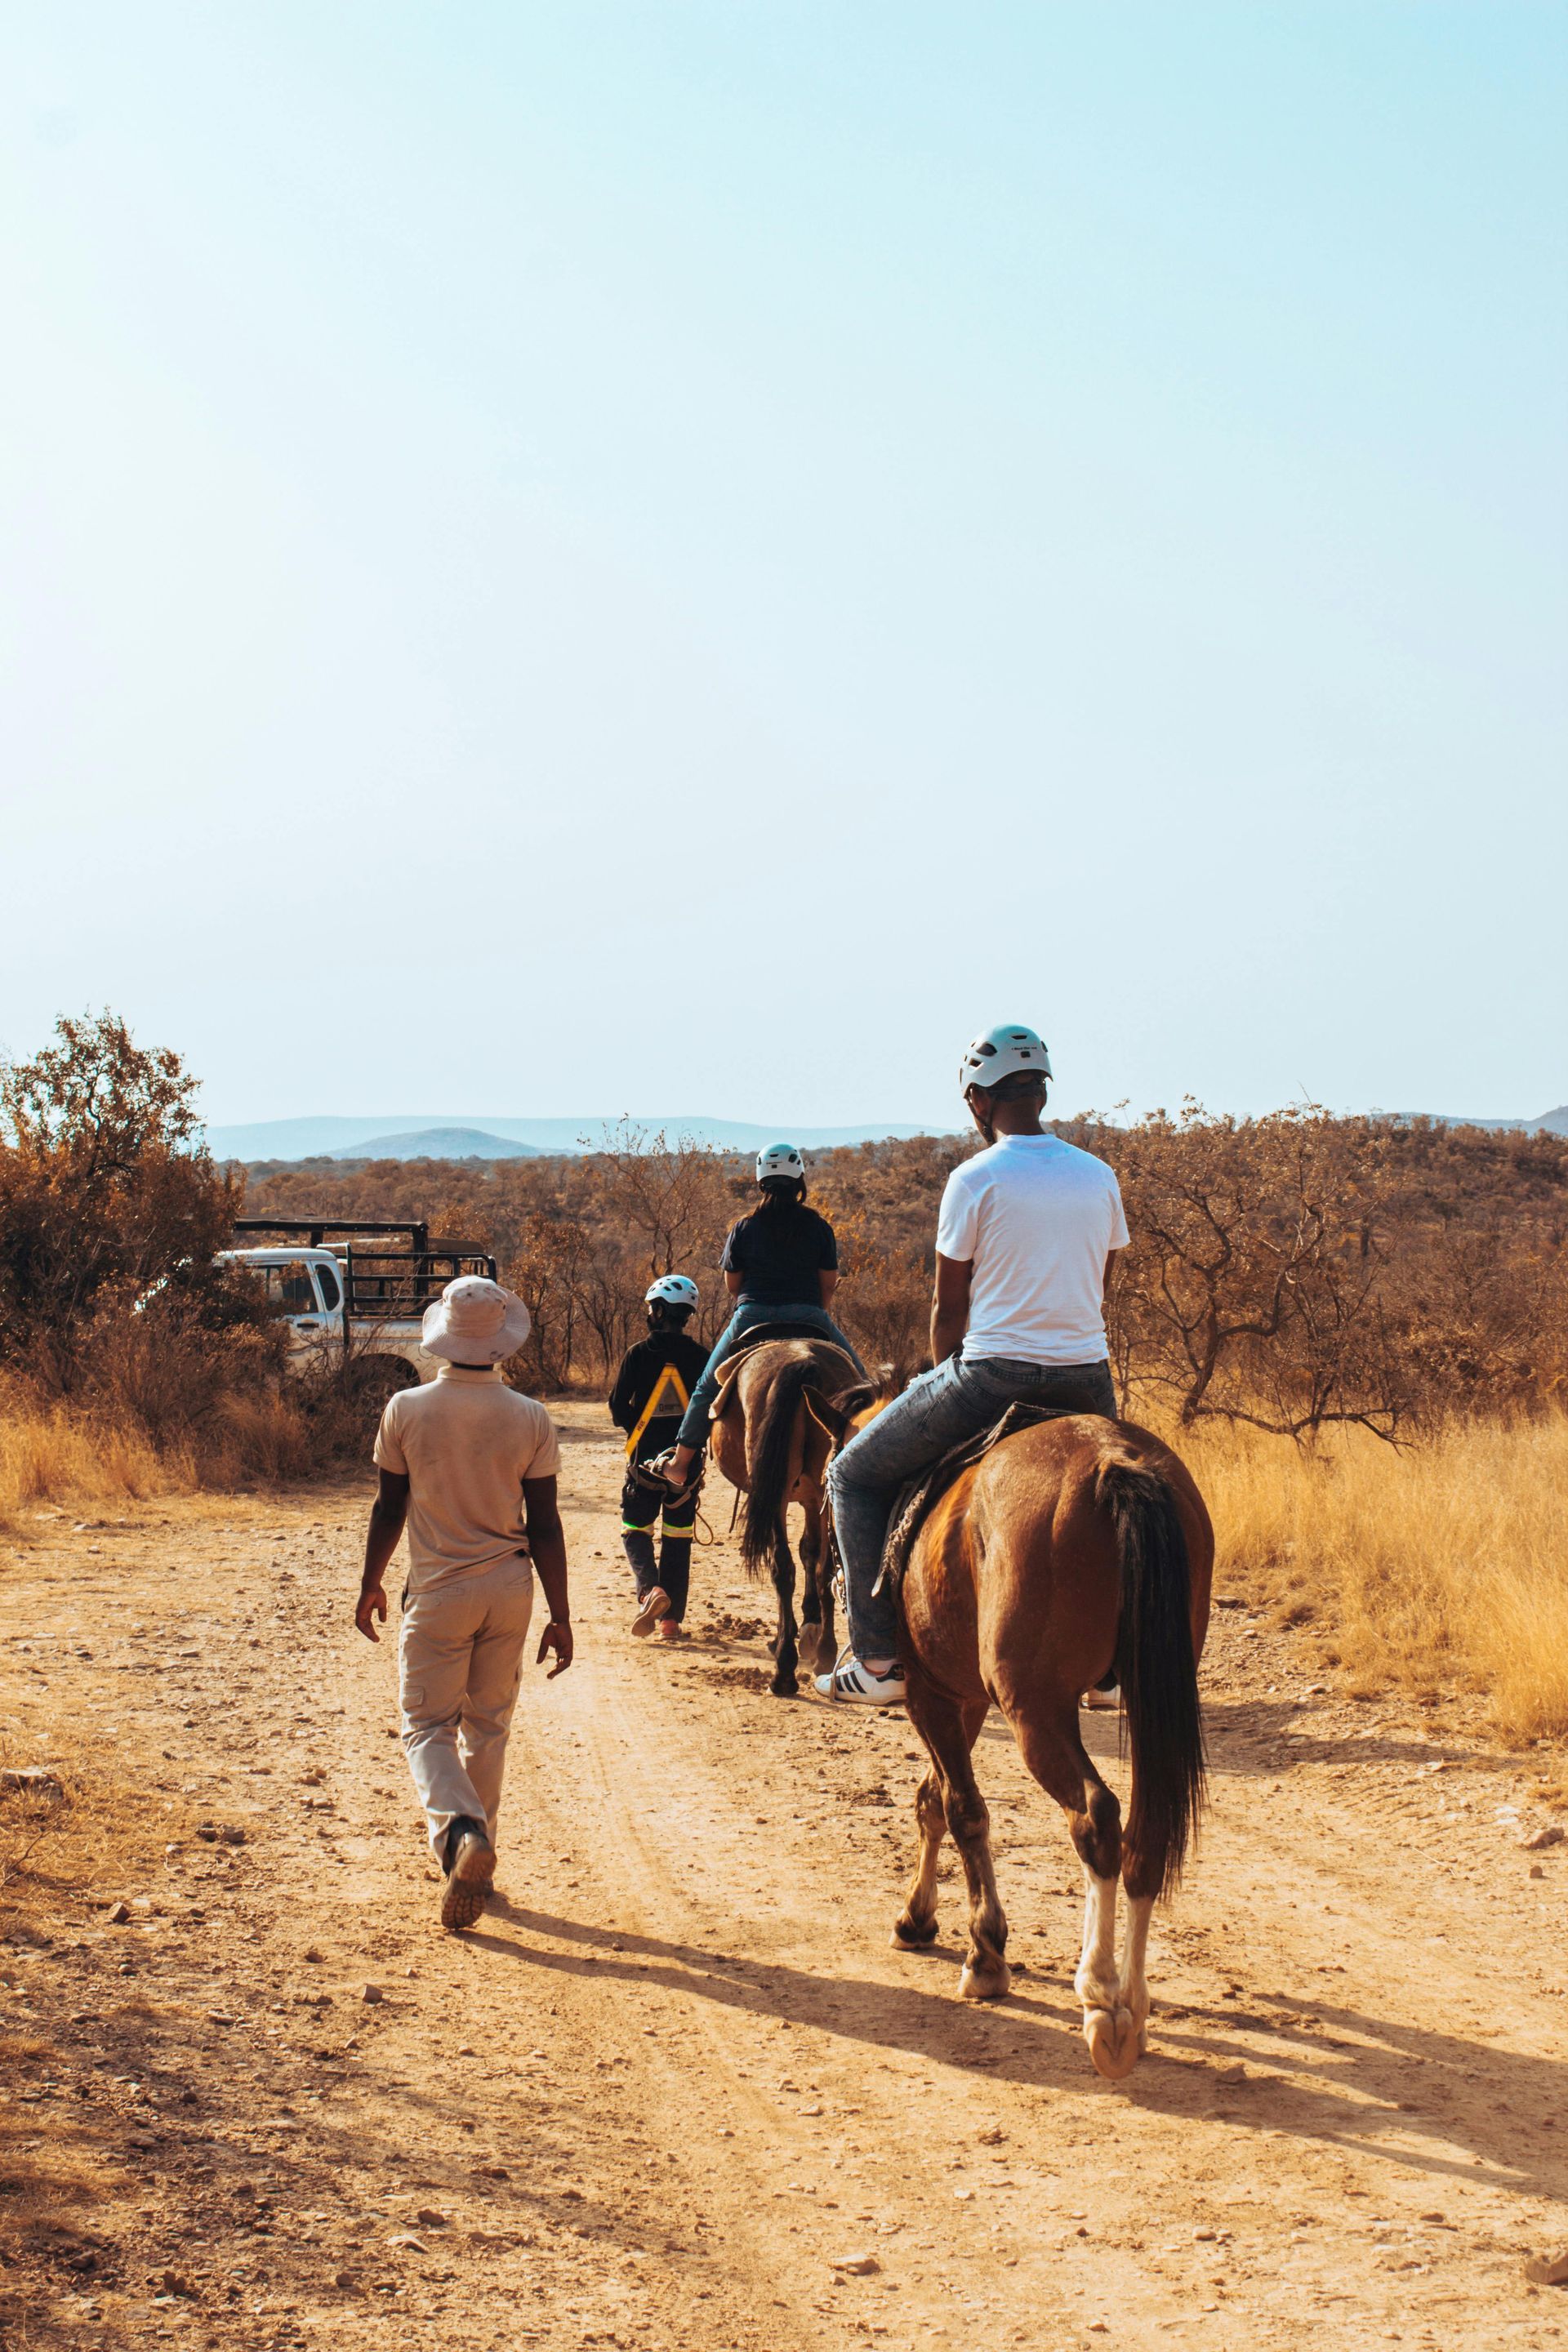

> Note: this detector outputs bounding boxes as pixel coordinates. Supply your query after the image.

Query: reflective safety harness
[624,1360,693,1459]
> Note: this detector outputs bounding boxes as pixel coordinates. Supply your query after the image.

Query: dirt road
[3,1402,1566,2349]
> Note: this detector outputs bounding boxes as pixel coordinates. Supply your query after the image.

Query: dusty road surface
[3,1401,1567,2350]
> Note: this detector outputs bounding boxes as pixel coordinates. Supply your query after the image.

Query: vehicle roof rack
[233,1216,443,1250]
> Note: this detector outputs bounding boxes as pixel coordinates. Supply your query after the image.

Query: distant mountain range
[327,1126,544,1161]
[207,1103,1568,1165]
[209,1113,950,1163]
[1392,1106,1568,1136]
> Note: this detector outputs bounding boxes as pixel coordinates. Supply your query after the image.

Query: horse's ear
[817,1379,877,1433]
[800,1383,851,1442]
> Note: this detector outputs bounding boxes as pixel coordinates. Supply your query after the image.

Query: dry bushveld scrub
[0,1395,173,1527]
[0,1380,359,1534]
[7,1009,1568,1743]
[1182,1410,1568,1742]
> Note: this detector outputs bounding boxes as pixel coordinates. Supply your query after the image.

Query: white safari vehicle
[220,1218,501,1402]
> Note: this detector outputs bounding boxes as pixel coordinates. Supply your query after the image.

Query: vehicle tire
[342,1356,421,1414]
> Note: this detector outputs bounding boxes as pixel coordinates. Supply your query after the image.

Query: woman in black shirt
[658,1143,865,1484]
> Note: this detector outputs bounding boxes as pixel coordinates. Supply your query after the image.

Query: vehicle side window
[314,1261,342,1312]
[266,1263,318,1315]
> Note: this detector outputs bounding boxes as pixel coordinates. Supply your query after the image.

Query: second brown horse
[707,1335,867,1697]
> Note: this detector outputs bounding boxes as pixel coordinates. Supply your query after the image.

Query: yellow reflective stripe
[626,1362,693,1456]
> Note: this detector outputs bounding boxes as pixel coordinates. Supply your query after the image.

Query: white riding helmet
[755,1142,805,1183]
[959,1023,1054,1096]
[645,1275,700,1311]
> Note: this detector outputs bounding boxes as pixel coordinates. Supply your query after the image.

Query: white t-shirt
[373,1365,561,1594]
[935,1134,1129,1365]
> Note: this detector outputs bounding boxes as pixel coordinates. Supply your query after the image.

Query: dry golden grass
[0,1385,329,1531]
[1179,1409,1568,1742]
[0,1399,184,1530]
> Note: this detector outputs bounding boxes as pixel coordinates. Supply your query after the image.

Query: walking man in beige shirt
[355,1276,572,1931]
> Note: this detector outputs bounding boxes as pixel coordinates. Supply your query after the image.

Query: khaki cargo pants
[399,1554,534,1861]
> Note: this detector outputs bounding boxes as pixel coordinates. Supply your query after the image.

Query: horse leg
[1007,1703,1138,2079]
[769,1521,800,1699]
[1117,1802,1168,2057]
[796,1493,828,1672]
[1116,1888,1156,2056]
[891,1767,947,1949]
[903,1677,1005,1998]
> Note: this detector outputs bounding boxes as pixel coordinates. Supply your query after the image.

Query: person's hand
[537,1619,573,1677]
[355,1584,388,1643]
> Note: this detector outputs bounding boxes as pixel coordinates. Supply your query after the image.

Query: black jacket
[608,1330,711,1444]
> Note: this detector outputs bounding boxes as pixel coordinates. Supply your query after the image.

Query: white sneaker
[1081,1683,1120,1711]
[813,1651,907,1706]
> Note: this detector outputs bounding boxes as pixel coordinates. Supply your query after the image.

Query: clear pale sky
[3,4,1564,1130]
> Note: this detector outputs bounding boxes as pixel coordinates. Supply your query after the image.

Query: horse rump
[737,1354,822,1583]
[1097,1459,1206,1895]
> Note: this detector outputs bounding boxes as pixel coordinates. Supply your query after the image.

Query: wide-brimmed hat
[421,1275,532,1365]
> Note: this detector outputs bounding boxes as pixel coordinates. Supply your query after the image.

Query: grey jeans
[826,1353,1118,1660]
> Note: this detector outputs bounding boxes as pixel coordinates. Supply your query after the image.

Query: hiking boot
[813,1650,907,1706]
[630,1586,671,1637]
[440,1819,495,1932]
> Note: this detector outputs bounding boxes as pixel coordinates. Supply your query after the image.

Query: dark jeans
[675,1301,866,1453]
[826,1354,1119,1660]
[621,1441,698,1619]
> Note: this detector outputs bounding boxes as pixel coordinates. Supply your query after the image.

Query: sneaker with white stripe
[813,1650,907,1705]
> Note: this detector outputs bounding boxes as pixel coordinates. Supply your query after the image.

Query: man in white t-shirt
[817,1024,1128,1705]
[355,1276,572,1930]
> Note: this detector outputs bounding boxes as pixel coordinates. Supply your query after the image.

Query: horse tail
[1098,1460,1206,1896]
[739,1356,819,1584]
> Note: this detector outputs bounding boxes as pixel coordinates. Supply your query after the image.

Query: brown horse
[707,1336,866,1698]
[845,1408,1212,2080]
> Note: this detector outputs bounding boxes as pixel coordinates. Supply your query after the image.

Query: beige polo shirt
[373,1365,560,1595]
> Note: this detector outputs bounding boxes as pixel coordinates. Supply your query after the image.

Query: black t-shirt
[608,1330,712,1436]
[720,1206,839,1306]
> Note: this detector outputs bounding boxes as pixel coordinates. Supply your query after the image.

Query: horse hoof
[1085,2006,1139,2081]
[769,1677,799,1699]
[958,1958,1010,2002]
[891,1918,939,1950]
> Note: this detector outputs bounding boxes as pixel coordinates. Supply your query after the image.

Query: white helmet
[755,1142,805,1183]
[645,1275,700,1311]
[959,1022,1054,1097]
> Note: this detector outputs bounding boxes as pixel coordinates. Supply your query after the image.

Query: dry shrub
[0,1393,184,1529]
[1178,1409,1568,1740]
[0,1363,375,1529]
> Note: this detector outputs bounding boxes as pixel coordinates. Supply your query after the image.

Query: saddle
[724,1319,850,1355]
[708,1326,860,1422]
[873,1401,1082,1598]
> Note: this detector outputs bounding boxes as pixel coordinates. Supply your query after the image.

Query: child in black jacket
[608,1278,710,1639]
